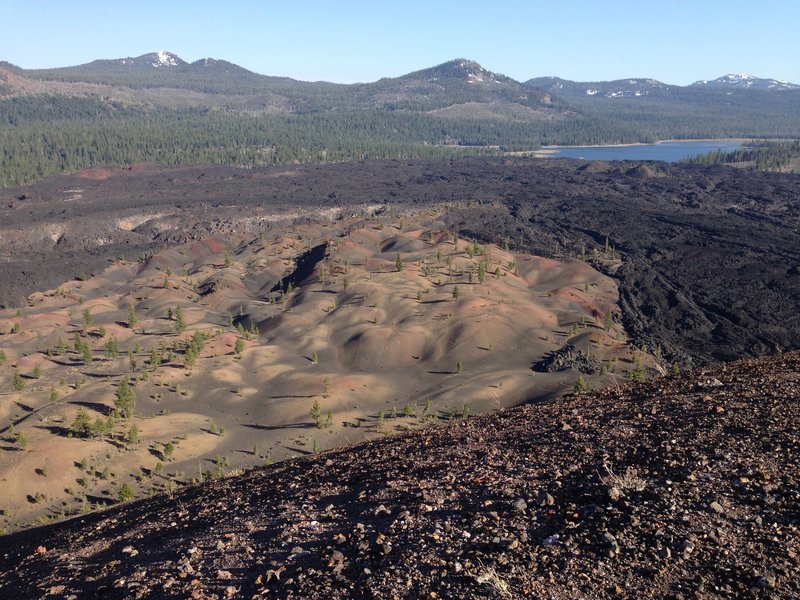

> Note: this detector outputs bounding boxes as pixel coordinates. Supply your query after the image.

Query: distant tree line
[3,90,800,187]
[685,140,800,171]
[0,98,562,186]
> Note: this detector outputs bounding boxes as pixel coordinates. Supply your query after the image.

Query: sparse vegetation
[601,464,647,496]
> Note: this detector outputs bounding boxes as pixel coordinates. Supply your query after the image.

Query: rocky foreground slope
[1,352,798,599]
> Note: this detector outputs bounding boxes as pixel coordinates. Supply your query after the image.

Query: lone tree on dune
[310,398,322,428]
[114,377,135,419]
[126,424,139,446]
[127,302,137,329]
[81,343,93,365]
[174,305,186,334]
[13,371,25,392]
[574,375,590,393]
[118,483,134,502]
[69,408,92,438]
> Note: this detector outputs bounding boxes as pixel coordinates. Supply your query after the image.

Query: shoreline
[529,138,750,159]
[538,138,750,151]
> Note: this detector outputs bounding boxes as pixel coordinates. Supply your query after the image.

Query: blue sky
[2,0,799,85]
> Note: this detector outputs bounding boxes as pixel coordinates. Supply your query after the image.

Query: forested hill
[2,52,800,187]
[526,75,800,142]
[10,51,343,98]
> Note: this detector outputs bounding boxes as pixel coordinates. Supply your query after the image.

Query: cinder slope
[1,352,798,599]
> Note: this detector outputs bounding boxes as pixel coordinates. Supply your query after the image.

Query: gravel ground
[1,351,798,599]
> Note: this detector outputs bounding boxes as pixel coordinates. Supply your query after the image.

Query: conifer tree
[127,302,137,329]
[82,308,92,331]
[149,347,160,370]
[310,398,322,428]
[126,424,139,446]
[114,378,135,419]
[81,342,93,365]
[70,407,92,438]
[184,346,197,369]
[118,483,134,502]
[174,305,186,333]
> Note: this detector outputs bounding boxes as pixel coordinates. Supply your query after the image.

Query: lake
[542,140,743,162]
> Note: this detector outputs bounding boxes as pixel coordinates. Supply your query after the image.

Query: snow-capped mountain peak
[453,60,501,84]
[691,73,799,90]
[115,51,184,69]
[409,59,512,86]
[152,51,180,68]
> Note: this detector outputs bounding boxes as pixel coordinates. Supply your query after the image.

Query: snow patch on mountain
[152,51,179,68]
[691,73,799,90]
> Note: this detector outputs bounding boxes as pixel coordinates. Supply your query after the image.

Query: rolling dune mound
[0,213,652,533]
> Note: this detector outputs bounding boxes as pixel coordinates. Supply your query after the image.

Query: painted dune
[0,212,651,532]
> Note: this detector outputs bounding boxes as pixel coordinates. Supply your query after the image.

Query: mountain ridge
[7,50,799,89]
[691,73,800,90]
[526,74,800,98]
[3,52,800,189]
